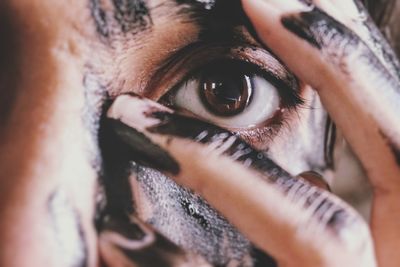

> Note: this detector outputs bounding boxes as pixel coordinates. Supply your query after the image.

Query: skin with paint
[0,0,399,267]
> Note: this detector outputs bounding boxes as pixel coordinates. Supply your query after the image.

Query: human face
[0,1,331,266]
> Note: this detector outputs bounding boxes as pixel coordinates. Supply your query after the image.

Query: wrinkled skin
[0,0,399,267]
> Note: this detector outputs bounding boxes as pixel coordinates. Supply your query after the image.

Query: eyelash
[147,43,305,149]
[162,59,304,107]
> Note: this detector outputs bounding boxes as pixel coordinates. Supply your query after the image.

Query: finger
[99,216,211,267]
[100,216,156,267]
[298,171,331,191]
[242,0,400,189]
[241,1,400,265]
[306,0,400,79]
[106,95,375,267]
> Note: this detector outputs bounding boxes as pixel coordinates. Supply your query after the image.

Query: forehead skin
[88,0,255,97]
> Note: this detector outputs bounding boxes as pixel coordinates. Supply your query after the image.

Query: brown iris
[199,62,253,116]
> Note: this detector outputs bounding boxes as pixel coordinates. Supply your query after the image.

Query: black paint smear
[147,111,289,182]
[281,5,400,86]
[281,11,322,49]
[282,8,400,167]
[298,0,313,6]
[98,115,137,223]
[109,119,181,175]
[324,117,336,169]
[364,18,400,80]
[327,209,350,231]
[281,7,400,96]
[103,105,358,266]
[75,217,89,267]
[278,177,350,233]
[89,0,152,38]
[313,198,334,221]
[283,2,400,82]
[180,198,210,230]
[146,111,353,236]
[281,7,361,51]
[251,247,277,267]
[112,0,153,34]
[98,116,192,267]
[89,0,109,38]
[0,3,23,129]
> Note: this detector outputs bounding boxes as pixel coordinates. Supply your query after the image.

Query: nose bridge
[0,2,99,266]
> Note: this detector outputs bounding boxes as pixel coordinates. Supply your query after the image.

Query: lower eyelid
[160,93,300,151]
[237,110,290,150]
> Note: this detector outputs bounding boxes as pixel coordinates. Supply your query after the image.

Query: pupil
[200,66,253,116]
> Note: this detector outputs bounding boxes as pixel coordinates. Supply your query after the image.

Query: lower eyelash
[237,109,291,150]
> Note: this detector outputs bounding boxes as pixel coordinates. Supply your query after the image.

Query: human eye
[163,59,295,129]
[153,44,305,147]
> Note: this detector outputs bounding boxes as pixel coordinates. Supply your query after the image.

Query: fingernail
[107,95,180,174]
[298,171,331,191]
[107,94,172,132]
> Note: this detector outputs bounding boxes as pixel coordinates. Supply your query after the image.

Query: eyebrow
[89,0,247,40]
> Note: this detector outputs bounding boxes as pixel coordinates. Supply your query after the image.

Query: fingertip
[298,171,331,191]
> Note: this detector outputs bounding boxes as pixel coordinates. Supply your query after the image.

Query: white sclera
[173,74,280,128]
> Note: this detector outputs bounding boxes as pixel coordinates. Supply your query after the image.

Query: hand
[242,0,400,266]
[105,1,400,266]
[105,93,370,267]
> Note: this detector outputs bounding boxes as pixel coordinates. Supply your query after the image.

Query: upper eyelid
[143,41,301,101]
[137,41,307,149]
